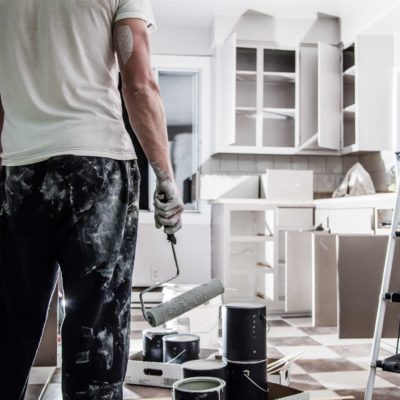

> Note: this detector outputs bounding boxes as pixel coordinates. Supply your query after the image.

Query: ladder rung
[377,354,400,373]
[384,292,400,302]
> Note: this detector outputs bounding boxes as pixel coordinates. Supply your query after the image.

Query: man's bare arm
[113,18,184,234]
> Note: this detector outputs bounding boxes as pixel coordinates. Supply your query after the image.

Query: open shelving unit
[211,200,314,312]
[263,49,296,148]
[342,44,356,150]
[233,45,296,151]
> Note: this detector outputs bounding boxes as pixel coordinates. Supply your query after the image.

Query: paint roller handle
[156,192,177,244]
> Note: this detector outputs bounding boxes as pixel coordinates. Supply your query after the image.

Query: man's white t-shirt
[0,0,155,166]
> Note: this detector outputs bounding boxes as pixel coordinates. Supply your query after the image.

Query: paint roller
[139,195,224,327]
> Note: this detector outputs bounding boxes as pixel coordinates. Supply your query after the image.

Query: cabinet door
[286,232,312,312]
[297,43,318,148]
[318,42,341,150]
[357,35,394,151]
[328,208,374,234]
[215,33,236,152]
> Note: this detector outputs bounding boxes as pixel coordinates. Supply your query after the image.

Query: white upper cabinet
[342,35,395,153]
[211,11,396,156]
[296,42,341,153]
[213,36,297,154]
[318,42,342,150]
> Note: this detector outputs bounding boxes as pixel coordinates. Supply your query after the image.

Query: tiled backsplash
[202,154,364,194]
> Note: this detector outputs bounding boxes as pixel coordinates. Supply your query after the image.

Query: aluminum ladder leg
[365,152,400,400]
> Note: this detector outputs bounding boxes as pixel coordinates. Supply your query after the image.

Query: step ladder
[365,152,400,400]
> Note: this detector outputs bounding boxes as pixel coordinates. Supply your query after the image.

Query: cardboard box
[125,352,182,388]
[267,358,291,386]
[123,383,308,400]
[269,383,309,399]
[126,349,218,388]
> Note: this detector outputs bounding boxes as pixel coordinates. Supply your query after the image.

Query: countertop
[209,198,315,207]
[209,193,397,209]
[314,192,396,209]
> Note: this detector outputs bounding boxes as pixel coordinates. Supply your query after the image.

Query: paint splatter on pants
[0,156,140,400]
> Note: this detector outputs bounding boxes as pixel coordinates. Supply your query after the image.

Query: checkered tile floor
[27,315,400,399]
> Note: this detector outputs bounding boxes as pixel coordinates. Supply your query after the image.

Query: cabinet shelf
[230,235,274,243]
[296,133,318,152]
[256,262,273,270]
[263,108,295,119]
[237,71,257,82]
[343,104,356,113]
[343,65,356,76]
[264,72,296,82]
[236,107,257,118]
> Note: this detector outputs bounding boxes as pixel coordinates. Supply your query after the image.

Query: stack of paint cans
[222,303,268,400]
[142,328,177,362]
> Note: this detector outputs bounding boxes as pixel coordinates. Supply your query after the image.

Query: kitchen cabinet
[214,35,298,155]
[296,42,341,153]
[285,232,337,326]
[212,14,396,156]
[314,193,396,235]
[211,199,313,311]
[342,35,394,153]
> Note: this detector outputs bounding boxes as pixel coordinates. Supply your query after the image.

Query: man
[0,0,184,398]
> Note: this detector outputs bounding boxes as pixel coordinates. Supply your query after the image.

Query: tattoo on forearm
[116,25,134,65]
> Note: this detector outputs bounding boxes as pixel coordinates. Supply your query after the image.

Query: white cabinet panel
[327,208,374,234]
[318,42,341,150]
[312,234,337,327]
[285,232,312,313]
[215,33,236,152]
[278,208,314,229]
[356,35,394,151]
[297,44,318,147]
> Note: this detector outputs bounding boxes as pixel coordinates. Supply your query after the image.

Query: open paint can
[182,359,227,381]
[223,303,266,361]
[142,328,178,362]
[163,334,200,364]
[225,359,268,400]
[173,377,226,400]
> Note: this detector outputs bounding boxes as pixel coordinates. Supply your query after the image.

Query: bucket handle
[243,370,268,393]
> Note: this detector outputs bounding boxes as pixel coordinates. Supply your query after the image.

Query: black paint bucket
[173,377,226,400]
[223,303,267,361]
[163,334,200,364]
[182,359,227,381]
[225,359,268,400]
[142,328,178,362]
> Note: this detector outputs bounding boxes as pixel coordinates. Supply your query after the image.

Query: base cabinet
[211,200,313,311]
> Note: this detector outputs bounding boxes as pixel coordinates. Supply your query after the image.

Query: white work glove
[153,178,184,235]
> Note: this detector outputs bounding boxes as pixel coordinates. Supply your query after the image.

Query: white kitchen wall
[340,0,400,45]
[359,152,397,192]
[201,154,363,195]
[150,24,212,56]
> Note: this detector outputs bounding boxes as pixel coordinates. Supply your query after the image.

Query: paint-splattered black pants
[0,155,140,400]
